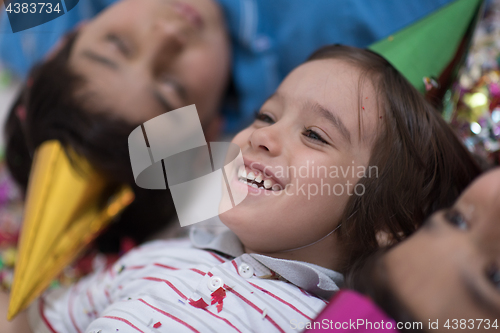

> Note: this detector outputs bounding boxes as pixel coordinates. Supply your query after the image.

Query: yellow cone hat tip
[8,140,134,320]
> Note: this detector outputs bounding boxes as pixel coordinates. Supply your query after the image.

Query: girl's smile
[219,58,381,270]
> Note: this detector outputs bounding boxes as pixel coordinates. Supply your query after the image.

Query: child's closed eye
[105,33,130,56]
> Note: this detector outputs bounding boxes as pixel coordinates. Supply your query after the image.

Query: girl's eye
[486,264,500,290]
[254,111,274,124]
[303,127,328,144]
[444,209,468,230]
[106,34,129,55]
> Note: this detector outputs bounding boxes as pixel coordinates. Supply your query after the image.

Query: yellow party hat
[7,140,134,320]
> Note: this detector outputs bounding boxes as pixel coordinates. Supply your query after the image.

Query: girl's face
[385,168,500,326]
[220,59,381,268]
[69,0,230,126]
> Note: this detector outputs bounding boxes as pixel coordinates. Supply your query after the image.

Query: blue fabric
[218,0,455,132]
[0,0,115,77]
[0,0,455,132]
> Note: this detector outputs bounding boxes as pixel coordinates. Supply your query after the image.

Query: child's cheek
[230,128,252,149]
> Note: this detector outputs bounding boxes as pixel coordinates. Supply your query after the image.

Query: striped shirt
[29,226,343,333]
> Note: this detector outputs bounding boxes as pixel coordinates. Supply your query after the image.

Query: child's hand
[0,291,32,333]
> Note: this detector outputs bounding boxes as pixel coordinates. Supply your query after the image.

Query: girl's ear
[375,230,405,247]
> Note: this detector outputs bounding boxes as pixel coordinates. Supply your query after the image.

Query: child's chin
[218,208,247,229]
[218,207,236,225]
[218,194,234,216]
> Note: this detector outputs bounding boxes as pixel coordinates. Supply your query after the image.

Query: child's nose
[143,19,187,68]
[153,19,187,52]
[248,126,281,156]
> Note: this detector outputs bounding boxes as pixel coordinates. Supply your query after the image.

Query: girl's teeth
[237,166,282,191]
[238,166,247,178]
[255,174,263,183]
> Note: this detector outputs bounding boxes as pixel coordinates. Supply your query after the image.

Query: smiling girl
[1,45,481,332]
[221,45,482,272]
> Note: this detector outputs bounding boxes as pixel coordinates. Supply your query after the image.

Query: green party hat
[369,0,483,94]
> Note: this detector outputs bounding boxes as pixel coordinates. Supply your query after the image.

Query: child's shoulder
[113,236,225,271]
[124,236,197,259]
[138,237,194,251]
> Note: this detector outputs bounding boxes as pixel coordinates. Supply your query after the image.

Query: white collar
[189,221,343,299]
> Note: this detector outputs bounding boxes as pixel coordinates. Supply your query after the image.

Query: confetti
[2,248,17,267]
[153,322,162,328]
[15,106,26,122]
[189,297,209,309]
[445,1,500,166]
[423,76,439,92]
[211,287,227,312]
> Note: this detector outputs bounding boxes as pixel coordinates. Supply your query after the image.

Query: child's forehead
[285,59,363,85]
[279,59,378,107]
[276,59,381,143]
[457,169,500,214]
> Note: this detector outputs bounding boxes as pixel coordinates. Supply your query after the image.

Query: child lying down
[3,45,480,332]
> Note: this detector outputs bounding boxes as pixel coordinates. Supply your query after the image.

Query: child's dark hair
[4,31,177,252]
[307,45,481,272]
[346,248,424,333]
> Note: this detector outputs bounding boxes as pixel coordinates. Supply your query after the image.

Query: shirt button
[238,263,254,279]
[207,276,224,291]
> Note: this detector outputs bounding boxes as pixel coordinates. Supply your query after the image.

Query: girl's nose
[144,19,187,69]
[152,19,187,53]
[248,125,281,156]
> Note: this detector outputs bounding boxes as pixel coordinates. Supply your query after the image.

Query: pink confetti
[16,106,26,121]
[153,322,162,328]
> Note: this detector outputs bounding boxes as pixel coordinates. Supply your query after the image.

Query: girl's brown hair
[307,45,481,272]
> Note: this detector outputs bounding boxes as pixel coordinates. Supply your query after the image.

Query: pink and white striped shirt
[29,227,343,333]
